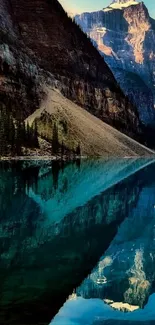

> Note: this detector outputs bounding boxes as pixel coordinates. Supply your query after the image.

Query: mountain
[26,88,154,157]
[0,0,151,156]
[108,0,139,9]
[75,1,155,133]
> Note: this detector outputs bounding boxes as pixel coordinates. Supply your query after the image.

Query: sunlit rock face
[75,1,155,126]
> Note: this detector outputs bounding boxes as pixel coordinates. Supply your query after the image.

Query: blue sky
[59,0,155,17]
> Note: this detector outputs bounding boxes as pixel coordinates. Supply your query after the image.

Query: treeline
[52,123,81,158]
[0,108,81,158]
[0,108,39,156]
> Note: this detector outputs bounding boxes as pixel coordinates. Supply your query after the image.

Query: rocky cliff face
[75,0,155,127]
[0,0,145,150]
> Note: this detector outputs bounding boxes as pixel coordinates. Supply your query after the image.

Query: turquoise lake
[0,158,155,325]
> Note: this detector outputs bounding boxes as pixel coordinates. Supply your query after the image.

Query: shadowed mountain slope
[0,0,151,156]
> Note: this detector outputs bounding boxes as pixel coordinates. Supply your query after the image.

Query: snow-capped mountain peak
[75,0,155,126]
[112,0,137,3]
[104,0,139,11]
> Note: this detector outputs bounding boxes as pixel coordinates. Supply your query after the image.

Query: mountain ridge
[0,0,152,156]
[75,0,155,142]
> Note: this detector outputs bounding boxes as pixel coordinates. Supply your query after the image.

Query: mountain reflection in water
[0,158,154,325]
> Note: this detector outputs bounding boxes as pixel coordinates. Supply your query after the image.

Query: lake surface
[0,158,155,325]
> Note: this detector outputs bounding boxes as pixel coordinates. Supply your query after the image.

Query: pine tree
[9,116,15,154]
[34,120,39,148]
[52,123,59,155]
[26,122,30,147]
[0,106,40,156]
[0,108,40,156]
[20,121,26,147]
[29,124,35,148]
[15,119,22,156]
[0,108,8,156]
[61,140,65,159]
[23,121,39,149]
[76,143,81,156]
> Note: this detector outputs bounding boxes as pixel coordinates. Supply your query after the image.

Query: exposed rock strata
[75,1,155,127]
[0,0,145,150]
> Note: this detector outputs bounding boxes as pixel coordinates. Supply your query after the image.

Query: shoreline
[0,155,85,161]
[0,155,154,162]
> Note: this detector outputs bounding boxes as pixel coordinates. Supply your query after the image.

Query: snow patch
[103,1,139,11]
[50,294,155,325]
[103,7,113,12]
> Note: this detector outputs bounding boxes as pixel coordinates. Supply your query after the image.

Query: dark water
[0,159,155,325]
